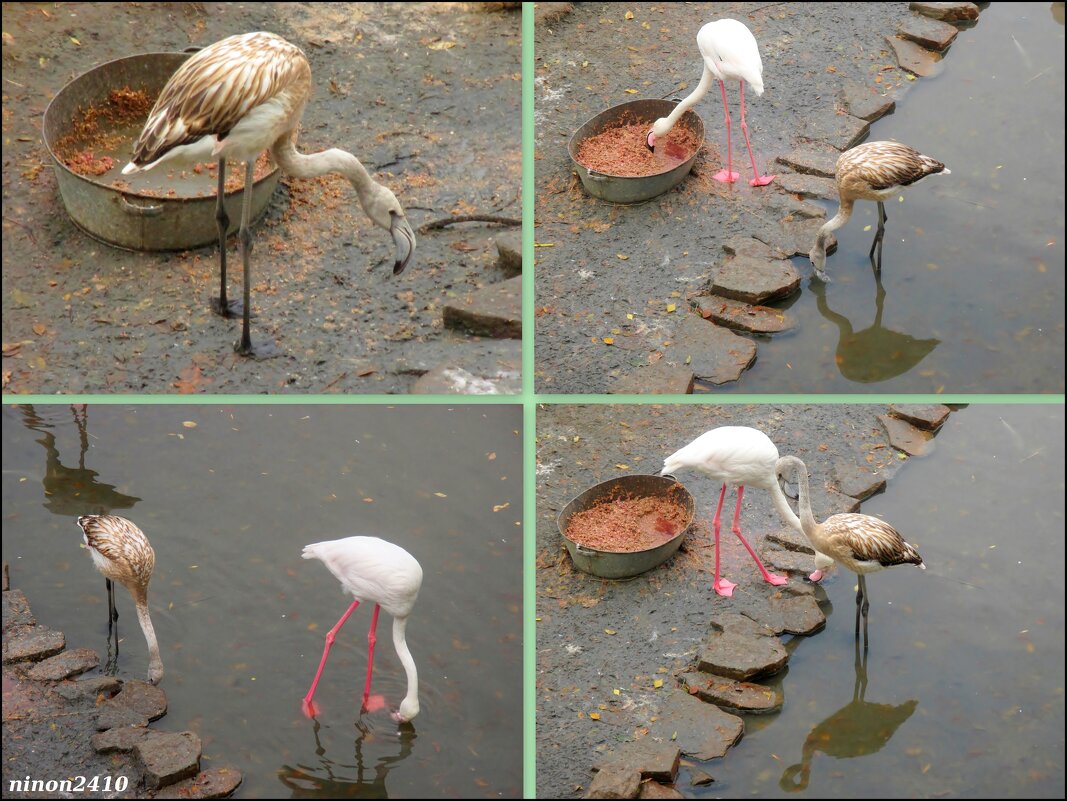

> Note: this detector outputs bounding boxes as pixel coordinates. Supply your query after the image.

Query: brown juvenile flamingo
[646,19,775,186]
[776,456,925,649]
[122,32,416,358]
[810,141,949,281]
[301,536,422,723]
[76,515,164,684]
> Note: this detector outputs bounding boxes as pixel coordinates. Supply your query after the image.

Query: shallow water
[714,3,1065,393]
[688,404,1065,797]
[1,404,523,798]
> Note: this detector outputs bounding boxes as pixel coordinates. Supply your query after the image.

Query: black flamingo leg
[234,161,280,359]
[868,201,887,275]
[211,158,245,318]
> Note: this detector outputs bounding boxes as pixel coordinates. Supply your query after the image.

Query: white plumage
[301,536,422,722]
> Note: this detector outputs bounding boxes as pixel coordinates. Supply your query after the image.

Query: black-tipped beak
[645,131,656,153]
[391,214,416,275]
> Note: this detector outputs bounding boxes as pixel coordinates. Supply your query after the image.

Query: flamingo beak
[646,130,656,152]
[391,213,416,275]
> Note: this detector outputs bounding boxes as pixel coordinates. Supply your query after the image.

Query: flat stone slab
[721,236,789,261]
[709,611,779,638]
[585,767,641,799]
[2,624,64,664]
[887,36,943,77]
[764,548,819,577]
[712,255,800,304]
[692,295,792,334]
[92,725,152,754]
[698,629,788,681]
[97,680,168,730]
[879,414,934,456]
[840,84,897,122]
[769,594,827,635]
[804,107,871,151]
[780,216,835,260]
[909,1,979,22]
[443,275,521,339]
[495,233,522,278]
[673,316,757,386]
[55,675,123,702]
[155,766,244,800]
[594,739,681,783]
[776,146,840,178]
[900,13,960,50]
[650,692,744,761]
[889,403,951,431]
[833,462,888,500]
[639,782,685,799]
[609,361,694,395]
[410,363,521,394]
[26,647,99,681]
[680,670,783,714]
[2,588,35,628]
[137,730,202,790]
[777,171,838,200]
[767,527,815,555]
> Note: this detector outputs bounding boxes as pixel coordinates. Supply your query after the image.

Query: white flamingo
[661,426,799,597]
[810,141,949,281]
[301,536,422,723]
[76,515,164,684]
[646,19,776,186]
[777,456,925,648]
[123,31,416,358]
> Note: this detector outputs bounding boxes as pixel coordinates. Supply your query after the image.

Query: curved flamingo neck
[767,473,802,533]
[660,65,714,134]
[271,133,377,202]
[131,586,163,684]
[392,615,419,718]
[814,198,854,260]
[780,456,819,538]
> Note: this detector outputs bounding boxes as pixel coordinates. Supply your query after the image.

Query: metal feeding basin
[42,52,281,252]
[557,474,695,579]
[568,98,705,204]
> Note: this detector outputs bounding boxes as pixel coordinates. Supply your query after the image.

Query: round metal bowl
[557,474,695,579]
[42,52,280,252]
[568,99,705,204]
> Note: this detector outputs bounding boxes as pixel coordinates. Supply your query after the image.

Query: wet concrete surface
[2,2,520,394]
[535,403,947,798]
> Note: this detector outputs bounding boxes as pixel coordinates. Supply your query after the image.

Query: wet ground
[535,403,1065,798]
[1,2,521,394]
[2,404,523,797]
[533,2,1065,394]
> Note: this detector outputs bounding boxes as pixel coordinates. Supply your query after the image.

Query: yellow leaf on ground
[604,628,617,635]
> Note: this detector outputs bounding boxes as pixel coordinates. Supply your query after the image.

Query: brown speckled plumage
[77,515,164,684]
[809,140,949,281]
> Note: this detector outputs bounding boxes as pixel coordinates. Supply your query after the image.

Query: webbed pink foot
[749,174,776,187]
[713,169,740,183]
[763,572,789,586]
[713,578,738,597]
[808,569,824,582]
[301,698,320,719]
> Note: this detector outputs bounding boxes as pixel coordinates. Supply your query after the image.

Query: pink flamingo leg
[732,487,788,586]
[739,82,776,187]
[361,603,381,712]
[302,599,360,718]
[713,80,740,184]
[712,484,737,597]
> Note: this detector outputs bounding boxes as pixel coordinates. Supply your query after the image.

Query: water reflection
[780,641,919,791]
[279,719,416,798]
[812,278,940,384]
[19,405,141,516]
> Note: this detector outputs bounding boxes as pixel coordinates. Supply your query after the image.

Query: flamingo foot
[762,572,789,586]
[301,698,320,719]
[748,174,776,187]
[808,569,824,582]
[713,577,738,597]
[362,694,387,714]
[713,169,740,184]
[233,338,282,360]
[210,296,249,318]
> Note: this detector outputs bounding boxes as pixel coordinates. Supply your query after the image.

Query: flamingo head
[808,243,830,283]
[391,696,420,724]
[645,117,672,152]
[362,183,417,275]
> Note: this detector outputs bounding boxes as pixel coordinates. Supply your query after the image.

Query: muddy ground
[2,2,520,394]
[533,2,922,393]
[535,403,940,798]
